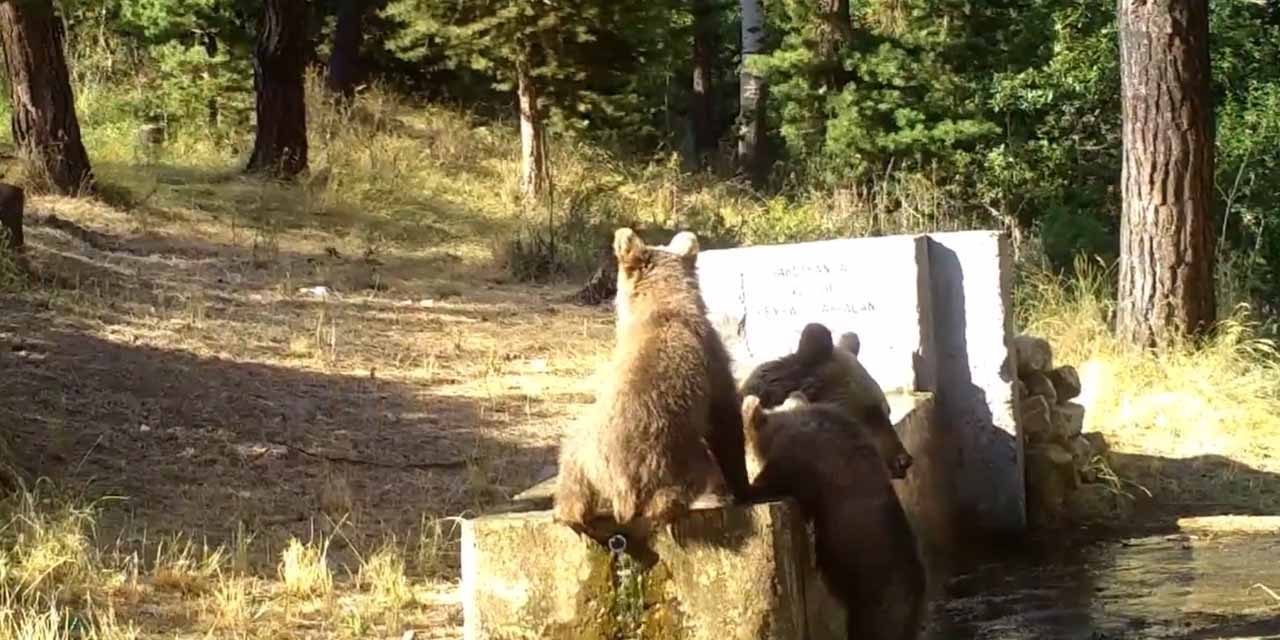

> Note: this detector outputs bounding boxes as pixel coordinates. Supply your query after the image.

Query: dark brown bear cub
[553,228,750,548]
[740,322,913,478]
[742,392,926,640]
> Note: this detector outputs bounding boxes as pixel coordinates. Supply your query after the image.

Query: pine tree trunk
[691,0,717,158]
[815,0,853,89]
[737,0,768,187]
[0,0,94,195]
[247,0,308,179]
[516,54,548,202]
[1116,0,1216,347]
[203,33,220,129]
[327,0,364,102]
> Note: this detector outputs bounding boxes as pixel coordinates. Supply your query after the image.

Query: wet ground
[923,532,1280,639]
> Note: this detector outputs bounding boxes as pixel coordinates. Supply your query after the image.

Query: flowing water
[922,532,1280,639]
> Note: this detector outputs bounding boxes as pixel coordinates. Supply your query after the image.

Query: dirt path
[1,201,612,576]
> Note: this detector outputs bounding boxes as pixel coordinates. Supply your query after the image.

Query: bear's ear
[741,394,763,429]
[837,332,860,356]
[666,231,699,261]
[796,323,834,365]
[614,228,646,269]
[781,391,809,410]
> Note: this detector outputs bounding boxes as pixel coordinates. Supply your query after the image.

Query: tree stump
[0,182,24,253]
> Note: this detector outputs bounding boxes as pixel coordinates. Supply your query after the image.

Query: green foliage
[381,0,691,149]
[2,0,1277,319]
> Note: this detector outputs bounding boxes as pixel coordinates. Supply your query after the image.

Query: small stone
[1013,335,1053,374]
[1066,483,1134,524]
[1051,402,1086,440]
[1022,372,1058,405]
[1069,434,1093,464]
[1036,442,1075,467]
[1082,432,1110,457]
[1047,365,1082,402]
[1021,395,1053,442]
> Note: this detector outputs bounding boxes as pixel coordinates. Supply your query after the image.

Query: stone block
[1012,335,1053,373]
[927,231,1024,536]
[461,500,810,640]
[1051,402,1085,440]
[696,234,935,393]
[1082,432,1110,457]
[1047,365,1081,402]
[1025,443,1076,528]
[1022,371,1057,405]
[1020,395,1053,443]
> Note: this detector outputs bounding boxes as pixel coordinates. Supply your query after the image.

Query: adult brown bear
[553,228,749,548]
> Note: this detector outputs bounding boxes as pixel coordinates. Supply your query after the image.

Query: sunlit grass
[1018,256,1280,510]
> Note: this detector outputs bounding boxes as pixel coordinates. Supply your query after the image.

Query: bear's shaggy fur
[553,228,749,547]
[740,322,913,478]
[743,392,926,640]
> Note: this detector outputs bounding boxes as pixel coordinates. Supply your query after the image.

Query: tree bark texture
[0,0,94,195]
[247,0,309,178]
[1116,0,1216,347]
[691,0,717,157]
[326,0,365,101]
[737,0,768,187]
[0,182,22,253]
[516,54,548,202]
[815,0,854,89]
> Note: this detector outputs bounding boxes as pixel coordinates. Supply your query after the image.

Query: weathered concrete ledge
[467,393,940,639]
[461,499,811,639]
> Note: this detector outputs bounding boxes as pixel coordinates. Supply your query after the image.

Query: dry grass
[0,74,620,638]
[1019,256,1280,517]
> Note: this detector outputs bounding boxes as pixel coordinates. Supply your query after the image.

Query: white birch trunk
[517,56,548,202]
[737,0,767,185]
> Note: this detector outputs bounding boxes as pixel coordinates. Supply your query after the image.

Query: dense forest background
[3,0,1280,315]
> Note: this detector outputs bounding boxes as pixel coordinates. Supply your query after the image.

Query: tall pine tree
[0,0,94,194]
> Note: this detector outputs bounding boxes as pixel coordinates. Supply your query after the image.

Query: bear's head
[612,228,701,323]
[741,322,912,479]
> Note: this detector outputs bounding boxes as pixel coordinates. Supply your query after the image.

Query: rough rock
[1020,395,1053,443]
[1047,365,1082,402]
[1069,435,1097,483]
[1022,372,1058,405]
[1025,443,1077,528]
[1082,432,1110,457]
[1066,484,1134,524]
[1051,402,1086,440]
[1013,335,1053,374]
[1069,434,1093,463]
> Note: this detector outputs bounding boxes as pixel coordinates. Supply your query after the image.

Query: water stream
[922,532,1280,639]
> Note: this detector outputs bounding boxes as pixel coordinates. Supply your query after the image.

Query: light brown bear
[553,228,750,548]
[740,322,913,479]
[743,391,926,640]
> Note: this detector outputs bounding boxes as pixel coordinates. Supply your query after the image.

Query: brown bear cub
[553,228,750,548]
[742,392,925,640]
[740,322,914,479]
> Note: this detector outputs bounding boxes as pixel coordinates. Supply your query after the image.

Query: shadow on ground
[0,319,558,571]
